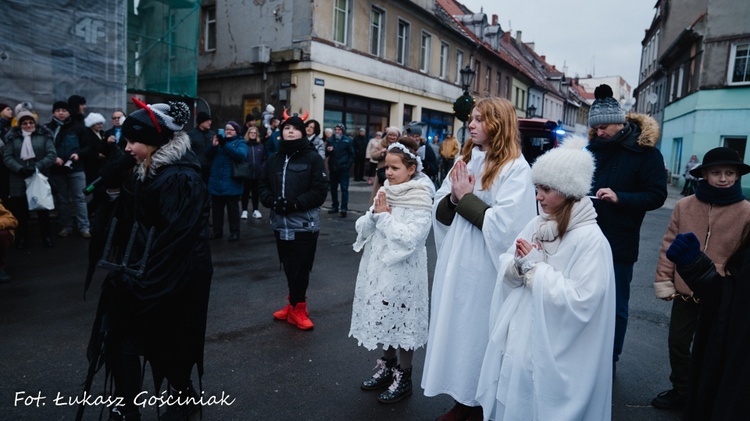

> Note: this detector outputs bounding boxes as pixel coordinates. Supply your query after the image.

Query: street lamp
[454,65,476,145]
[526,104,537,118]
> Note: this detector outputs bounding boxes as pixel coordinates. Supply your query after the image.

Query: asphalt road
[1,180,686,420]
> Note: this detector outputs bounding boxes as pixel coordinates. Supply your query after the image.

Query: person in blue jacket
[207,120,247,241]
[325,123,354,217]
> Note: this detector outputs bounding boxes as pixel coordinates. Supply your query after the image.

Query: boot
[287,302,314,330]
[377,366,412,404]
[361,357,397,390]
[273,295,292,320]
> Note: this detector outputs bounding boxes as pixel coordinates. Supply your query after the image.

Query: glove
[273,197,290,215]
[18,167,35,178]
[514,246,543,275]
[666,232,701,266]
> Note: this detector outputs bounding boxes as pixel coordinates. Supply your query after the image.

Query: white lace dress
[349,178,434,351]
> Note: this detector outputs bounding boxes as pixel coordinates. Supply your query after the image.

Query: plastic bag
[24,168,55,211]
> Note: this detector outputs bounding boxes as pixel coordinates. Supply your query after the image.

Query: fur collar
[587,112,660,148]
[137,131,191,181]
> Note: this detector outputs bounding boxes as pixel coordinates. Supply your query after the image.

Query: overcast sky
[458,0,656,89]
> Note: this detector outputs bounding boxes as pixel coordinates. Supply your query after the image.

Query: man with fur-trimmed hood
[587,84,667,371]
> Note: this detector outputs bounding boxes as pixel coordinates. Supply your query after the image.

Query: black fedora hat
[690,147,750,177]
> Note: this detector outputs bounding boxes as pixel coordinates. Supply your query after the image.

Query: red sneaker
[287,302,314,330]
[273,304,292,320]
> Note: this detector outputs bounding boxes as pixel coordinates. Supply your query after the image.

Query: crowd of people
[2,84,747,421]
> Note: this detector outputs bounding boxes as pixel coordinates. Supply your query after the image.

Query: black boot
[377,366,412,403]
[361,357,397,390]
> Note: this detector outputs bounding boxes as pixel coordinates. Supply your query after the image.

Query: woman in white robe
[422,97,536,419]
[476,136,616,421]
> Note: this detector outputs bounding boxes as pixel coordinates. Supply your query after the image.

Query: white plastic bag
[24,168,55,211]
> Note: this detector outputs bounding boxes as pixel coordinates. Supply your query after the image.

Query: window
[474,60,481,92]
[455,50,464,84]
[505,77,511,99]
[397,20,410,65]
[203,6,216,52]
[495,72,501,96]
[439,42,449,79]
[723,136,747,162]
[729,42,750,85]
[333,0,350,45]
[485,66,491,94]
[420,31,432,72]
[370,7,384,57]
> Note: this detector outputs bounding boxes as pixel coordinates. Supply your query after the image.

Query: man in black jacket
[187,111,215,184]
[587,84,667,372]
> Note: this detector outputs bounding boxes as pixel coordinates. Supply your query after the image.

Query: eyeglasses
[225,128,236,132]
[20,121,35,127]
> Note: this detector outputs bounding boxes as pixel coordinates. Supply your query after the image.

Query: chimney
[516,31,522,43]
[492,14,498,26]
[541,55,546,62]
[552,65,556,71]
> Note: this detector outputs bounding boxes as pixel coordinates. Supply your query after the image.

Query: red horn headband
[282,108,290,121]
[281,108,310,122]
[131,97,162,133]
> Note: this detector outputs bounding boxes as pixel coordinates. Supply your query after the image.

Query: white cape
[476,208,615,421]
[422,151,536,405]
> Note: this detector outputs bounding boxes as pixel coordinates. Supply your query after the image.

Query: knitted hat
[407,121,423,136]
[67,95,86,111]
[52,101,69,112]
[121,98,190,146]
[16,110,37,125]
[225,120,242,134]
[531,135,595,199]
[0,103,11,113]
[280,116,306,136]
[84,112,106,127]
[384,126,401,137]
[196,111,211,125]
[689,147,750,177]
[588,84,626,127]
[334,123,346,132]
[245,113,257,123]
[15,101,34,116]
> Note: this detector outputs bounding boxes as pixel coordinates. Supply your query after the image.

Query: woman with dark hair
[2,110,56,248]
[207,120,247,241]
[306,119,325,159]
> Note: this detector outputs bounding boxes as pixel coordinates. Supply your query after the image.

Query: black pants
[211,195,240,236]
[353,156,366,181]
[668,297,699,393]
[275,231,319,305]
[241,179,260,211]
[5,195,51,241]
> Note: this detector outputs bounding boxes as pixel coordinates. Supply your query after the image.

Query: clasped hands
[449,160,474,204]
[514,238,543,275]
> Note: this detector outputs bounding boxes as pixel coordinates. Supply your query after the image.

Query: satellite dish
[646,92,658,105]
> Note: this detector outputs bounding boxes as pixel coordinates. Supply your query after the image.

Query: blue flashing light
[555,129,566,136]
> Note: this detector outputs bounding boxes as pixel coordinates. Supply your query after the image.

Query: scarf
[694,180,745,205]
[534,198,598,255]
[381,179,433,211]
[279,138,308,155]
[20,129,36,160]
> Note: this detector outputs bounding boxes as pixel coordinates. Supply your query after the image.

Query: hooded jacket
[587,113,667,263]
[2,124,57,197]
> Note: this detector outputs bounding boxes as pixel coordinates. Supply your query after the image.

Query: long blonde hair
[461,97,521,190]
[244,126,260,144]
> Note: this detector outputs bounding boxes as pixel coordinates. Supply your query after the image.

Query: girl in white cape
[422,97,536,420]
[476,136,616,421]
[349,137,435,404]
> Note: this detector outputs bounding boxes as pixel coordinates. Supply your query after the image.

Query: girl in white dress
[476,137,616,421]
[349,137,434,404]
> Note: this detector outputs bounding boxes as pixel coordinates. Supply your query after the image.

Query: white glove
[514,246,543,275]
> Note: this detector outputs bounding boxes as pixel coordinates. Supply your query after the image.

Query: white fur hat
[531,135,595,199]
[84,112,106,127]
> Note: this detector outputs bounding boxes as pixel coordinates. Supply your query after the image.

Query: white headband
[387,142,424,173]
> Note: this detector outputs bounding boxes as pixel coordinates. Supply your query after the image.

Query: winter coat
[0,198,18,237]
[440,137,460,160]
[674,243,750,421]
[2,125,57,197]
[187,127,215,179]
[308,134,325,160]
[587,113,667,263]
[244,140,266,179]
[207,136,247,196]
[45,118,84,174]
[366,137,382,164]
[326,134,354,171]
[353,134,367,159]
[91,131,212,393]
[654,195,750,298]
[79,127,108,183]
[259,139,328,236]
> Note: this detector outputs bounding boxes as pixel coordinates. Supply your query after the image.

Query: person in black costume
[667,229,750,421]
[79,98,212,421]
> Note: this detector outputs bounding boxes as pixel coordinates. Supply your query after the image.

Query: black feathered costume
[79,103,212,420]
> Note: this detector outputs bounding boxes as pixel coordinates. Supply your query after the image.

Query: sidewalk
[662,183,683,210]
